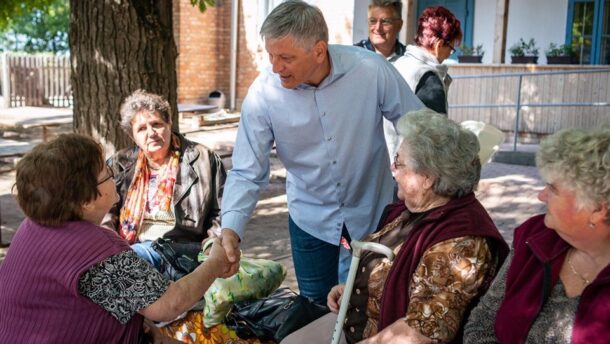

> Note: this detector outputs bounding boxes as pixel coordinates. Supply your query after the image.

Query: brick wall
[173,0,356,111]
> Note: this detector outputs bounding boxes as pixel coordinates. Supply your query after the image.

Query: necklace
[567,249,591,285]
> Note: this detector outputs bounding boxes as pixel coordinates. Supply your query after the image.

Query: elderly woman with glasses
[0,134,232,343]
[282,110,508,344]
[103,90,228,274]
[464,127,610,344]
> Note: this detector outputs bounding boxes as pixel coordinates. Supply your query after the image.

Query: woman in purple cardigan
[464,127,610,344]
[0,134,233,343]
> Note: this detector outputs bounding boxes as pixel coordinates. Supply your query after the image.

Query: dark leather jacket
[103,133,226,243]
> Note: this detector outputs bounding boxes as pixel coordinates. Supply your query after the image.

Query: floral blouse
[344,211,494,343]
[78,250,170,324]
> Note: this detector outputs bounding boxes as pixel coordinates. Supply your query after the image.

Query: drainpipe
[1,53,10,109]
[229,0,239,111]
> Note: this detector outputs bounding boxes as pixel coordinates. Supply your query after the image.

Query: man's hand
[206,238,234,278]
[327,284,345,313]
[220,228,241,276]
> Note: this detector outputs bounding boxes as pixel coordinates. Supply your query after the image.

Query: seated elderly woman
[464,127,610,344]
[0,134,232,342]
[282,110,509,344]
[104,90,226,270]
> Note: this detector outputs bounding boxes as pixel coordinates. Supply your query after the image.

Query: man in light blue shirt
[219,0,424,303]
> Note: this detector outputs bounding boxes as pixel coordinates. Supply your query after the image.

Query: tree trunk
[69,0,178,153]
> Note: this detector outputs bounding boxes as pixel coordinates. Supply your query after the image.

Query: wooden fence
[447,64,610,141]
[0,53,72,108]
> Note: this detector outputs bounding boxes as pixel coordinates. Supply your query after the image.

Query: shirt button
[355,307,360,312]
[355,288,360,294]
[337,182,341,187]
[350,327,355,333]
[361,267,366,272]
[332,160,337,164]
[322,112,326,116]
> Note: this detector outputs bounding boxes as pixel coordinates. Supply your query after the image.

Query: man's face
[368,6,402,49]
[265,35,324,89]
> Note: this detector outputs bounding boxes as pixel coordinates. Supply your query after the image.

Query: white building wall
[505,0,569,64]
[473,0,568,64]
[473,0,497,64]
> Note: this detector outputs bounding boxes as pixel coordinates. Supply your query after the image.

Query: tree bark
[69,0,178,153]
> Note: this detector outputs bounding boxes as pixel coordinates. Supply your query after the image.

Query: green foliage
[459,43,484,56]
[191,0,216,12]
[0,0,69,53]
[545,43,575,57]
[509,38,539,56]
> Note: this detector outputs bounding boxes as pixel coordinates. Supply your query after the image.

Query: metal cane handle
[331,240,394,344]
[350,240,395,260]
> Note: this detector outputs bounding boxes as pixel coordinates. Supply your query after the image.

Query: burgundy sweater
[0,219,143,343]
[495,214,610,344]
[378,193,509,343]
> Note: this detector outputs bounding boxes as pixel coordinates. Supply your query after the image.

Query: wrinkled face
[391,147,432,212]
[538,180,593,239]
[131,111,172,162]
[265,35,325,89]
[368,6,402,50]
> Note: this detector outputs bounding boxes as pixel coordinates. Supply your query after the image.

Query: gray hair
[536,127,610,221]
[260,0,329,49]
[119,90,172,137]
[396,109,481,198]
[370,0,402,19]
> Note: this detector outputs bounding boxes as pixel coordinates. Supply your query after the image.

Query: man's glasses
[97,165,115,185]
[368,17,398,27]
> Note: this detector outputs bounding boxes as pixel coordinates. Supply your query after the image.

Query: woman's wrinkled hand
[327,284,345,313]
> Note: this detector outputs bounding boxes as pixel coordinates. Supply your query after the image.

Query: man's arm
[220,86,275,268]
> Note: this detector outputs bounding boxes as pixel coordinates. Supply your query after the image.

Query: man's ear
[313,40,328,62]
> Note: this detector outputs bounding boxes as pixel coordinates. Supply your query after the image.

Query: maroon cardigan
[378,193,509,342]
[495,214,610,344]
[0,219,143,343]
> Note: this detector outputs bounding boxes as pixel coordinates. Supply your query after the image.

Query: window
[567,0,610,64]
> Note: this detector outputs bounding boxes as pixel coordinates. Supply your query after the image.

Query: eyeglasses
[97,165,115,185]
[368,17,398,27]
[445,42,456,55]
[392,153,407,170]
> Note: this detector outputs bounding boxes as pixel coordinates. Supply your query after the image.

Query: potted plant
[545,43,575,64]
[458,44,484,63]
[509,38,539,64]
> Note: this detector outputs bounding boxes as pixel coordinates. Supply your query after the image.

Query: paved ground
[0,120,546,292]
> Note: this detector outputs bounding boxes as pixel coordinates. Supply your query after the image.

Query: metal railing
[449,69,610,151]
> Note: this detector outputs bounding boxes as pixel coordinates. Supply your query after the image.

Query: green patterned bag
[198,241,287,328]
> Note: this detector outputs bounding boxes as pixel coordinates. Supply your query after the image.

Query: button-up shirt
[221,44,424,244]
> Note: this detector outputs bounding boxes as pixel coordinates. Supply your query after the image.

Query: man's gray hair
[119,90,172,137]
[370,0,403,19]
[536,126,610,223]
[260,0,329,49]
[396,109,481,198]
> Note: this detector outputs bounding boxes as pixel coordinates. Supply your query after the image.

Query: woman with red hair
[386,6,462,158]
[396,5,461,114]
